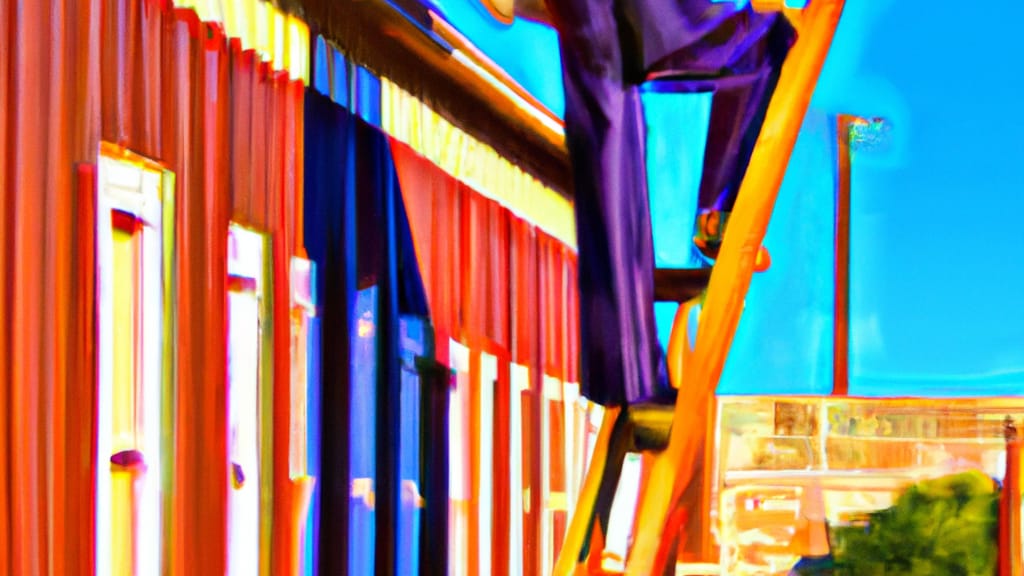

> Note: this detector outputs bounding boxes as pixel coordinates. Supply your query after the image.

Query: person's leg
[554,0,662,406]
[696,15,796,215]
[552,1,793,407]
[639,11,794,258]
[697,68,778,213]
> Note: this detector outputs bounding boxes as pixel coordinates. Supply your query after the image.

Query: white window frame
[447,340,471,576]
[508,363,530,576]
[226,223,266,576]
[95,150,168,576]
[477,351,498,576]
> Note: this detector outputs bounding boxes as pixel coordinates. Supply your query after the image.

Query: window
[581,401,605,493]
[350,287,379,575]
[478,352,498,576]
[96,149,171,576]
[561,383,584,535]
[448,340,471,576]
[290,257,319,575]
[226,224,266,576]
[603,453,643,572]
[290,258,314,478]
[398,316,426,576]
[541,375,568,572]
[509,363,531,576]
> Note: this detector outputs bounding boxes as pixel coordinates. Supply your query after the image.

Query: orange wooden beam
[428,12,564,139]
[1000,419,1022,576]
[833,114,854,396]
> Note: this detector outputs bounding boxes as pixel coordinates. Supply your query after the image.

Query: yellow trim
[287,18,311,86]
[381,77,576,250]
[99,142,167,174]
[175,0,220,23]
[546,491,568,512]
[253,0,270,61]
[221,0,240,39]
[272,9,287,72]
[172,0,310,85]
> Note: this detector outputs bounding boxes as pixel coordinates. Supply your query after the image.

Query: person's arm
[476,0,552,24]
[513,0,553,23]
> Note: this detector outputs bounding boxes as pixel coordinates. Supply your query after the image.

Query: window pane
[448,370,470,576]
[290,309,309,476]
[98,152,166,576]
[110,220,140,576]
[228,290,261,576]
[547,396,566,565]
[447,340,472,576]
[227,224,265,576]
[478,353,498,576]
[509,364,528,576]
[521,386,536,576]
[350,287,378,576]
[111,224,139,453]
[398,317,425,576]
[604,453,642,572]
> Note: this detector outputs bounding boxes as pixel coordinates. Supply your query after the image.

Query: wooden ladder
[553,0,846,573]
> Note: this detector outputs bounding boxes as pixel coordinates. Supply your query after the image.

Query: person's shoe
[693,209,728,262]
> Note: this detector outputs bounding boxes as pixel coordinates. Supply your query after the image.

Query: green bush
[830,470,999,576]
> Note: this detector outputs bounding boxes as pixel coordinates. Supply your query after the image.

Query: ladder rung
[654,268,711,302]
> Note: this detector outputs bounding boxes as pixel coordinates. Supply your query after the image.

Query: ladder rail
[626,0,847,573]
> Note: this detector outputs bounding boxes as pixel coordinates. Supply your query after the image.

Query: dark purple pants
[550,0,795,405]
